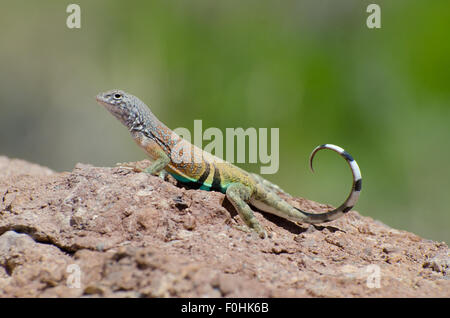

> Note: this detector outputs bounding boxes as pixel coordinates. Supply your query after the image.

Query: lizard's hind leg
[251,173,289,196]
[226,183,268,239]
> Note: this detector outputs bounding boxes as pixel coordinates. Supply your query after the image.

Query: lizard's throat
[103,105,135,128]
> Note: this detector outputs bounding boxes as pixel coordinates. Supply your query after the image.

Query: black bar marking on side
[188,162,210,190]
[210,164,222,192]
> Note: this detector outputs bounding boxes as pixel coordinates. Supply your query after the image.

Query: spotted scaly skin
[96,89,362,238]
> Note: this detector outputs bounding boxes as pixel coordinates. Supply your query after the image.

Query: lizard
[96,89,362,238]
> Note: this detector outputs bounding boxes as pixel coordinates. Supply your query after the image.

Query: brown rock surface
[0,156,448,297]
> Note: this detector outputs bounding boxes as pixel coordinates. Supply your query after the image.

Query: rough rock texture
[0,156,448,297]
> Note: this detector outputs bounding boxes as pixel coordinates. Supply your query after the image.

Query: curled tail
[295,144,362,223]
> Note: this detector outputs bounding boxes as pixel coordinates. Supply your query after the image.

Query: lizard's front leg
[143,152,170,177]
[226,183,268,239]
[117,158,169,179]
[118,139,170,179]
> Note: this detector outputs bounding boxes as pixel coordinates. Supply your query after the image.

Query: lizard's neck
[127,101,180,155]
[125,101,165,133]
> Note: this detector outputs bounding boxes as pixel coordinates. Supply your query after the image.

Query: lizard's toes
[256,226,269,239]
[116,162,144,172]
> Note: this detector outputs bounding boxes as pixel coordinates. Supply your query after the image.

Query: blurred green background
[1,0,449,242]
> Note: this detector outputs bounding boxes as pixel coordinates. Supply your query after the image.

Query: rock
[423,250,449,275]
[0,156,448,297]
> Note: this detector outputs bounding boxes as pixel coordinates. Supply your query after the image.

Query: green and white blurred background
[1,1,449,242]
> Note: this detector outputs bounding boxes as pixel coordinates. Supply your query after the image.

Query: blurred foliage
[0,0,449,242]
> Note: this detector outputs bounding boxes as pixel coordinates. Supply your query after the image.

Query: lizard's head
[96,89,140,127]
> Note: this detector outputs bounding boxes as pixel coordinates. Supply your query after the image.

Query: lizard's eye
[113,93,122,100]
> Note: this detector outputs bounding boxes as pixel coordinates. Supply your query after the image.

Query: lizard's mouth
[96,95,129,125]
[95,94,106,105]
[95,95,115,112]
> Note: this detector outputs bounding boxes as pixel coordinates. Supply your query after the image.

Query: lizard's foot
[143,166,168,180]
[117,162,168,180]
[116,161,148,173]
[232,223,268,239]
